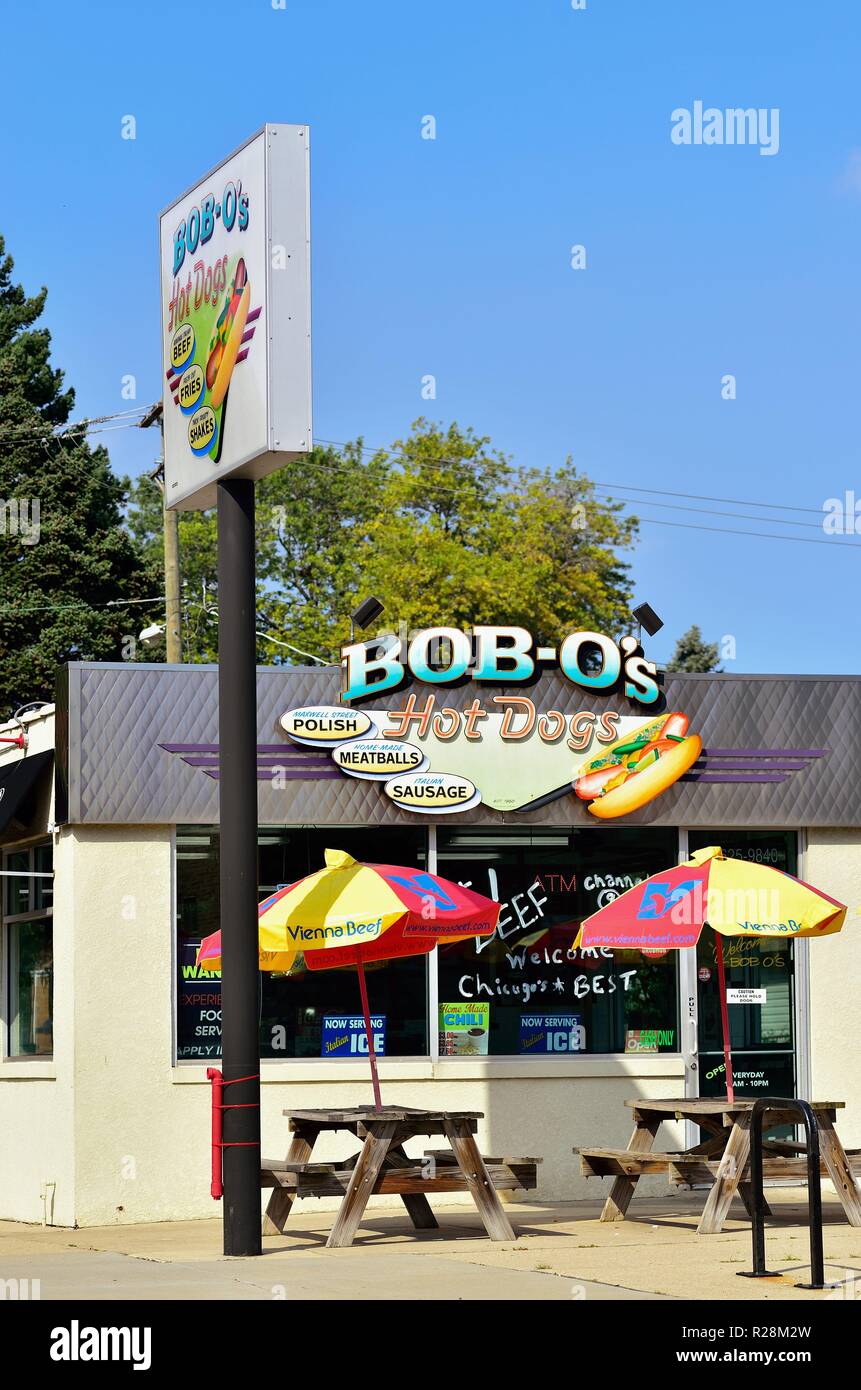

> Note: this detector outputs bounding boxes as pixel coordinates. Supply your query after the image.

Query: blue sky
[3,0,860,671]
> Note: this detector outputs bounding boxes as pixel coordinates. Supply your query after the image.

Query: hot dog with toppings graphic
[574,711,701,819]
[206,257,250,410]
[166,249,259,466]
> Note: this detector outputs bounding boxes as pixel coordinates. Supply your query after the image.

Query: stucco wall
[10,819,859,1227]
[0,711,75,1226]
[806,830,861,1146]
[56,825,688,1225]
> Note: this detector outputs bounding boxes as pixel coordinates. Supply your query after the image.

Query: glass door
[688,831,798,1102]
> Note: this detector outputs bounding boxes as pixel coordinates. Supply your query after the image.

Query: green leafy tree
[127,441,389,663]
[0,237,153,714]
[666,624,721,673]
[128,419,640,663]
[360,421,638,641]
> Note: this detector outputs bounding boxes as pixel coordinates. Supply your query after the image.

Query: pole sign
[159,124,312,510]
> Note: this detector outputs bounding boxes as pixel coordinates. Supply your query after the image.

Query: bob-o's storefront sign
[340,625,661,707]
[276,625,702,820]
[160,125,312,511]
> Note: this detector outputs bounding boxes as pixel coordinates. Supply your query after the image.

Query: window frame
[2,838,55,1061]
[171,823,686,1066]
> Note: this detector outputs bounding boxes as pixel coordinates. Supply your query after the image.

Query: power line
[184,602,336,666]
[0,595,164,617]
[0,405,151,445]
[591,480,824,518]
[612,496,827,531]
[630,515,857,549]
[310,436,850,549]
[313,435,828,519]
[2,411,849,550]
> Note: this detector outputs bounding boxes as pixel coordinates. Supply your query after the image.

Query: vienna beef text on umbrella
[575,846,846,1102]
[197,849,499,1110]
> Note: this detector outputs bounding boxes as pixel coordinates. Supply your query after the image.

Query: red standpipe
[207,1067,224,1199]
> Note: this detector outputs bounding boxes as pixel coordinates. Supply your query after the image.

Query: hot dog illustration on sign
[165,241,260,465]
[573,711,701,819]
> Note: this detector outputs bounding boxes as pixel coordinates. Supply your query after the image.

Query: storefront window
[176,826,429,1060]
[436,828,680,1056]
[3,843,54,1057]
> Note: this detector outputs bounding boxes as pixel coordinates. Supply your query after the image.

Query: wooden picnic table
[261,1106,540,1248]
[576,1097,861,1235]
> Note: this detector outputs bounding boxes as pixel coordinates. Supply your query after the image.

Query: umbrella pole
[356,958,383,1113]
[714,934,735,1103]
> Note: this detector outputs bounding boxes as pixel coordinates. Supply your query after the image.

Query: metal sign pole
[217,477,262,1257]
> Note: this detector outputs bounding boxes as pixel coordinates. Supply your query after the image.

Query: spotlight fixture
[350,596,386,644]
[631,602,664,638]
[351,596,385,631]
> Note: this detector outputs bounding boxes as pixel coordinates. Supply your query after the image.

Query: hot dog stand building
[1,634,859,1228]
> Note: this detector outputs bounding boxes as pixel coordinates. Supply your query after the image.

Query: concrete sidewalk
[2,1189,859,1301]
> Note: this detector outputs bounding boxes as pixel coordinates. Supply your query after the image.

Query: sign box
[726,988,766,1005]
[439,1003,490,1056]
[159,124,312,510]
[519,1013,584,1054]
[321,1015,386,1058]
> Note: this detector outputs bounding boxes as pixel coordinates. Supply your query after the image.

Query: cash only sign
[279,626,702,819]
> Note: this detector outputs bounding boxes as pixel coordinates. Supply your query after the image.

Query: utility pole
[162,490,182,663]
[140,401,182,662]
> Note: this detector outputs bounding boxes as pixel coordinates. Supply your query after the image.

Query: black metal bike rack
[737,1097,830,1289]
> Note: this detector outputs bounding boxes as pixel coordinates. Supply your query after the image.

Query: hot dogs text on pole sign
[159,125,312,510]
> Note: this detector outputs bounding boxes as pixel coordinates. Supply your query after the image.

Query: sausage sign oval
[384,772,480,814]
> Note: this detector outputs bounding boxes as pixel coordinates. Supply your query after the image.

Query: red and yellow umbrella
[197,849,499,1108]
[576,846,847,1100]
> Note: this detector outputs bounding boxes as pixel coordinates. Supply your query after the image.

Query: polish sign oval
[333,739,425,781]
[280,706,374,747]
[384,771,480,814]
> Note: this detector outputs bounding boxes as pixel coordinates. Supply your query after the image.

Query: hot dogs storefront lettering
[276,625,703,819]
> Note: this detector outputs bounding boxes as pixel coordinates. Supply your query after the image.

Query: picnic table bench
[262,1106,540,1248]
[575,1098,861,1235]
